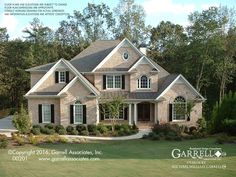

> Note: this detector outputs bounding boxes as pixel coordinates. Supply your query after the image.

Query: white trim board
[25,58,99,97]
[92,38,143,72]
[155,74,205,101]
[128,56,160,72]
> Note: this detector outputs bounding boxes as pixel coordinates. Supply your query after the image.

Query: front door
[138,103,150,121]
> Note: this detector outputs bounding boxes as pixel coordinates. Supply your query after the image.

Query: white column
[134,103,137,125]
[128,104,132,125]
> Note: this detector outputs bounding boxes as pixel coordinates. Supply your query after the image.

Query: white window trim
[106,75,122,90]
[59,71,66,83]
[73,102,84,124]
[172,97,187,121]
[137,75,151,89]
[42,104,51,123]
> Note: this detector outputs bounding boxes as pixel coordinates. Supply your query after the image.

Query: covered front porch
[99,101,157,126]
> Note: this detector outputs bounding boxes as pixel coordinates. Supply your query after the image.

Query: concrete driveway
[0,116,16,131]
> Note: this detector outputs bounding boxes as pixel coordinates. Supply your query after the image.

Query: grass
[0,138,235,177]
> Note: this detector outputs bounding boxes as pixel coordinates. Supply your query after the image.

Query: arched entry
[137,102,150,121]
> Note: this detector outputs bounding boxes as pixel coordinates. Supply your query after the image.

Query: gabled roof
[70,40,120,72]
[128,56,160,72]
[26,62,55,72]
[92,38,143,72]
[155,74,205,101]
[25,59,99,97]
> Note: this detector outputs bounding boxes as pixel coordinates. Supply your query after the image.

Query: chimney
[139,43,147,55]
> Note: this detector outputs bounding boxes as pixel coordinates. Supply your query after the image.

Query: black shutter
[124,107,128,120]
[38,104,42,123]
[70,105,74,124]
[51,104,54,123]
[100,105,104,120]
[83,105,86,124]
[169,104,172,122]
[122,75,125,89]
[103,75,106,89]
[55,71,59,83]
[66,71,69,83]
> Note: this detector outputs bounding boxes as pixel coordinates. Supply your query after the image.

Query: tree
[12,105,31,134]
[72,3,115,42]
[0,27,9,42]
[187,6,236,94]
[100,97,127,132]
[148,21,187,72]
[114,0,148,45]
[23,18,54,43]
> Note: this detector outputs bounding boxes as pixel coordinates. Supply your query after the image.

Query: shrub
[31,127,41,135]
[223,119,236,136]
[114,124,122,131]
[80,130,89,136]
[41,127,55,135]
[106,125,112,131]
[55,125,64,133]
[70,129,79,135]
[14,136,25,146]
[0,135,8,148]
[152,133,160,140]
[66,126,74,134]
[32,125,42,129]
[132,122,138,130]
[189,126,197,134]
[76,124,87,133]
[58,137,68,143]
[197,118,207,132]
[87,124,97,133]
[216,134,236,144]
[44,123,55,130]
[97,124,108,134]
[12,105,31,134]
[118,130,126,136]
[28,134,40,145]
[58,128,67,135]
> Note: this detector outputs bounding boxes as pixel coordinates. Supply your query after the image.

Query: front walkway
[61,128,151,141]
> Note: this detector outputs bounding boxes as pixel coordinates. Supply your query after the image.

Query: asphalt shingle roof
[70,40,120,72]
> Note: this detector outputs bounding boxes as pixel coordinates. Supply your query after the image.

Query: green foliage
[87,124,97,133]
[210,91,236,134]
[12,105,31,134]
[0,134,8,148]
[55,125,65,133]
[66,126,74,134]
[76,124,87,133]
[31,127,41,135]
[44,123,55,129]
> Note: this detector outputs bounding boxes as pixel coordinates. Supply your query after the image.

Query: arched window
[172,96,186,121]
[74,101,83,124]
[138,75,151,89]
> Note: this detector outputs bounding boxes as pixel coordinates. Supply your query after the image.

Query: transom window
[74,101,83,124]
[59,71,66,83]
[42,104,51,123]
[138,75,151,89]
[172,96,186,121]
[106,75,122,89]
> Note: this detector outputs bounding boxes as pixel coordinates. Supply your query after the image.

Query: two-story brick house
[25,38,205,127]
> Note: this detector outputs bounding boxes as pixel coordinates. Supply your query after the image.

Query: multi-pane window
[172,96,186,121]
[42,105,51,123]
[106,75,121,89]
[138,75,151,89]
[59,71,66,83]
[74,101,83,124]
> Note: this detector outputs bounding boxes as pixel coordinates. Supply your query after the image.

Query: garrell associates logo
[171,147,227,159]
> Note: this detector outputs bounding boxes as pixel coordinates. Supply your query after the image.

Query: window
[59,71,66,83]
[74,101,83,124]
[138,75,151,89]
[172,96,186,121]
[106,75,122,89]
[42,104,51,123]
[123,52,129,60]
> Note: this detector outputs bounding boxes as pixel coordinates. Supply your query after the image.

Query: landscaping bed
[31,123,139,137]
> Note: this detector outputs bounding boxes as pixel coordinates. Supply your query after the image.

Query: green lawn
[0,138,235,177]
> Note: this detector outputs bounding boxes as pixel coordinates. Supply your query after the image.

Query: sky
[0,0,235,39]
